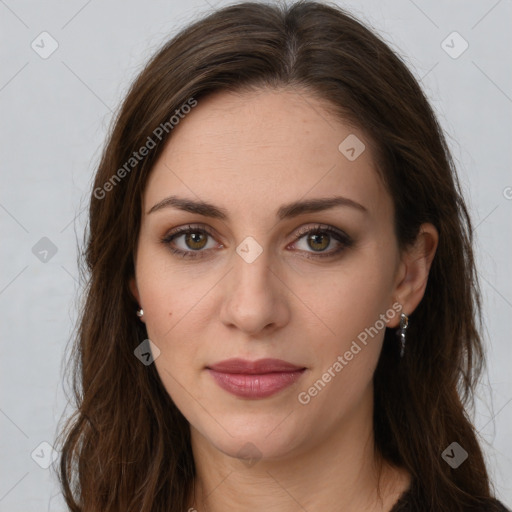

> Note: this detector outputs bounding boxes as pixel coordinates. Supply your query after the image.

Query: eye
[290,224,353,259]
[160,224,220,259]
[160,223,353,260]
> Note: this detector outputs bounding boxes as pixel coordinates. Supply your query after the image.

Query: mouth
[205,358,307,399]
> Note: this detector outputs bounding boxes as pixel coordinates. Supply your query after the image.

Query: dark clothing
[390,480,511,511]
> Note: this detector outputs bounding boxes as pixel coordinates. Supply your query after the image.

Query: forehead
[143,88,391,220]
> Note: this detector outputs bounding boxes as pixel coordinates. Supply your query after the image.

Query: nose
[219,239,290,337]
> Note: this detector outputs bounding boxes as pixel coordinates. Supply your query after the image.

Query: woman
[55,1,510,510]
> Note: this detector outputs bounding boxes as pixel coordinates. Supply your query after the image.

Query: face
[130,88,405,462]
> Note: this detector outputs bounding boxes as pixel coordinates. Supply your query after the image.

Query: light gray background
[1,0,511,510]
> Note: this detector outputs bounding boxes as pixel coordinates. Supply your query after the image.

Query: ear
[129,276,141,304]
[387,223,438,328]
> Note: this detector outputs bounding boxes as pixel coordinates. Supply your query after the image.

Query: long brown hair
[55,1,499,510]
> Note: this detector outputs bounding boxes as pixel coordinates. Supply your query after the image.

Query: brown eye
[306,232,330,252]
[161,224,219,259]
[161,223,353,261]
[291,224,354,259]
[183,231,208,250]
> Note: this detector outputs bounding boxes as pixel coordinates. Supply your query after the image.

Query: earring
[136,308,144,318]
[397,312,408,358]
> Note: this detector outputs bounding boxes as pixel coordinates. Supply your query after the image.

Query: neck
[186,387,411,512]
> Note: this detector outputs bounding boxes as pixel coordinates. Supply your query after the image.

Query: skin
[129,87,438,512]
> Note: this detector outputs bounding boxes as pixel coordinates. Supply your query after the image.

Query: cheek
[301,249,395,347]
[295,274,389,421]
[134,250,228,400]
[294,245,395,401]
[141,280,205,370]
[135,244,211,342]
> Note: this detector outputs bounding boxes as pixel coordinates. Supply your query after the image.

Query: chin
[212,434,299,464]
[191,413,308,463]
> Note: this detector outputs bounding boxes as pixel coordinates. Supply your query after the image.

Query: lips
[206,358,306,399]
[207,358,304,374]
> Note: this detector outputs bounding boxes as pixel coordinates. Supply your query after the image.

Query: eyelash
[160,223,353,260]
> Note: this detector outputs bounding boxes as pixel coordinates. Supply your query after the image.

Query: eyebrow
[147,194,367,220]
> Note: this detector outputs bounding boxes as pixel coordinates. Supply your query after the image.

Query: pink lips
[206,358,306,399]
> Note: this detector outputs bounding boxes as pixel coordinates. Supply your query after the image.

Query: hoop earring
[397,312,408,358]
[136,308,144,318]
